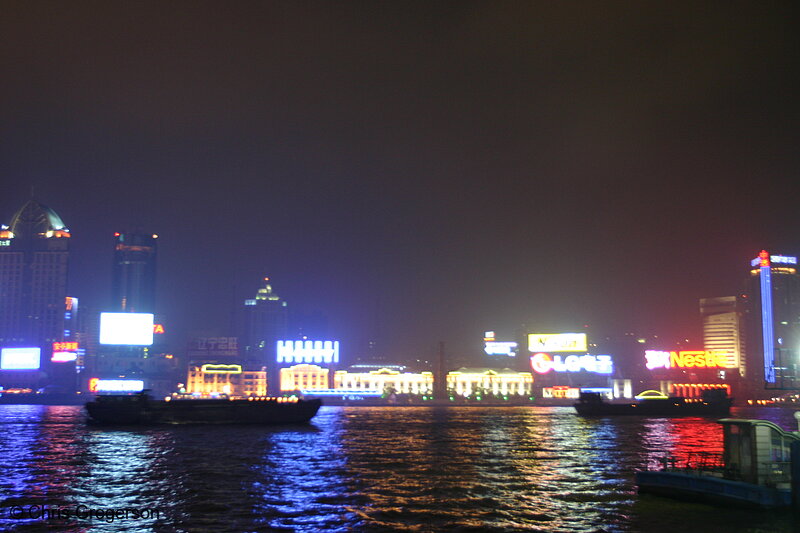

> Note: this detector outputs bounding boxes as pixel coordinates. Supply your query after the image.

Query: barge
[85,392,322,425]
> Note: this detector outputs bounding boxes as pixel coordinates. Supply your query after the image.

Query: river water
[0,404,798,532]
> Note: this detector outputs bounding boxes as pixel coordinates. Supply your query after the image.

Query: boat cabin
[720,418,800,487]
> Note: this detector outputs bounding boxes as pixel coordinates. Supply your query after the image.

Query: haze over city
[1,2,797,361]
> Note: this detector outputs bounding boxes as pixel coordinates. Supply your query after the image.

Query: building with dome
[0,199,77,388]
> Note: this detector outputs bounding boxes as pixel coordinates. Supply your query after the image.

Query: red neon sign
[759,249,770,267]
[153,324,165,334]
[52,341,79,352]
[530,353,552,373]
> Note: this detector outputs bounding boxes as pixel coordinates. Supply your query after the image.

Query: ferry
[636,416,800,508]
[574,389,732,417]
[85,391,322,425]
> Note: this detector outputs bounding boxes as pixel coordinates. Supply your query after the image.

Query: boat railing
[652,451,727,478]
[651,452,794,485]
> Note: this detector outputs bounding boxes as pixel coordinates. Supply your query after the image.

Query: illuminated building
[333,367,434,395]
[112,232,157,313]
[541,386,584,399]
[446,368,533,397]
[241,277,288,393]
[699,296,746,378]
[186,364,267,396]
[280,364,329,391]
[746,250,800,391]
[0,200,71,347]
[669,383,730,399]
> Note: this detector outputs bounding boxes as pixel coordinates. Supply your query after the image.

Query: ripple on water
[1,405,799,532]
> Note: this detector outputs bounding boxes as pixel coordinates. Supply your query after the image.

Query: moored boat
[85,392,322,425]
[574,389,732,417]
[636,417,800,508]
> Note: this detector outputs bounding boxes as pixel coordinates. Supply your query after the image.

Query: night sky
[1,2,798,362]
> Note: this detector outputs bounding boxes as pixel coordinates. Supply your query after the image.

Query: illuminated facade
[747,251,800,390]
[446,368,533,397]
[333,367,434,395]
[112,232,157,313]
[669,383,730,399]
[0,200,71,347]
[186,364,267,396]
[699,296,746,377]
[280,364,329,391]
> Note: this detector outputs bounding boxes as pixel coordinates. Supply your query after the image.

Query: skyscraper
[746,250,800,392]
[241,277,288,393]
[112,232,157,313]
[699,296,746,379]
[0,200,71,346]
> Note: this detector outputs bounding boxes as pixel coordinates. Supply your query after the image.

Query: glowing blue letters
[277,340,340,364]
[484,341,518,356]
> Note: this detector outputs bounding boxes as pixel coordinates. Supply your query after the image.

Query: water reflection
[0,404,799,532]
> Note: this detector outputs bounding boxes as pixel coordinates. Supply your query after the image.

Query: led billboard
[528,333,587,353]
[99,313,154,346]
[91,379,145,393]
[1,347,42,370]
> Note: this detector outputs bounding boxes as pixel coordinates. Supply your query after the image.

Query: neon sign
[153,324,165,334]
[200,364,242,374]
[277,340,340,364]
[644,350,735,370]
[51,341,79,363]
[750,252,797,267]
[530,353,613,374]
[528,333,587,353]
[53,342,78,352]
[484,341,518,356]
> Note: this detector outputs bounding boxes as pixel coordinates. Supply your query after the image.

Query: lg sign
[530,353,613,374]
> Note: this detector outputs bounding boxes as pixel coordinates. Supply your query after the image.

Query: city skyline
[1,194,790,363]
[1,3,797,361]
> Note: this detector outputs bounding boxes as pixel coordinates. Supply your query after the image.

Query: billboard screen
[528,333,587,353]
[99,313,154,346]
[91,379,145,393]
[1,347,42,370]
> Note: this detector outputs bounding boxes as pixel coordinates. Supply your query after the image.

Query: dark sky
[1,2,798,361]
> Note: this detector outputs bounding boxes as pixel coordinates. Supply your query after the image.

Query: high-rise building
[0,200,71,347]
[700,296,746,378]
[746,250,800,392]
[0,200,77,389]
[112,232,157,313]
[241,277,288,393]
